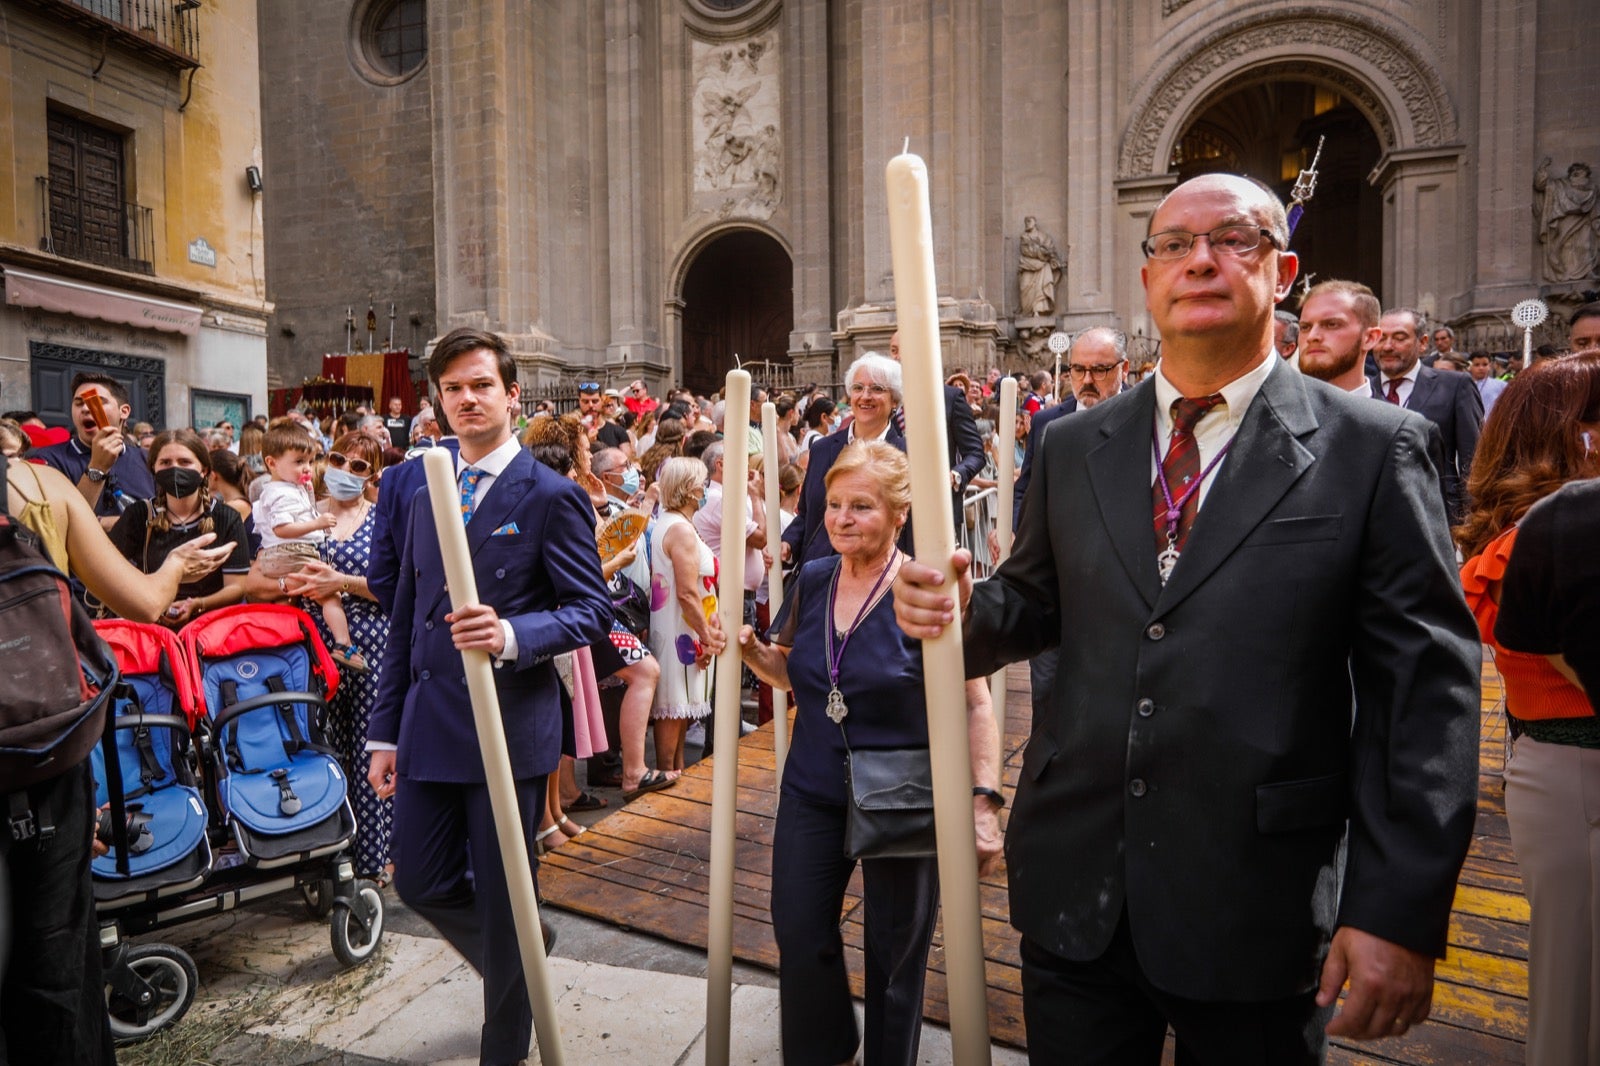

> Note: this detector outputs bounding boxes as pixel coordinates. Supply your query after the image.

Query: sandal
[331,645,370,673]
[556,814,586,840]
[622,768,678,802]
[534,823,565,857]
[564,790,608,813]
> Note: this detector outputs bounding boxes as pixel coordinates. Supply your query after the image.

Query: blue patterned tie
[459,466,485,525]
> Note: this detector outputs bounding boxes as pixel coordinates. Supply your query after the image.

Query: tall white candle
[421,448,564,1066]
[761,401,789,781]
[885,151,993,1064]
[705,368,750,1066]
[989,375,1018,742]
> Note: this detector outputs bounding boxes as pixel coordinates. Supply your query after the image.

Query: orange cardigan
[1461,526,1592,721]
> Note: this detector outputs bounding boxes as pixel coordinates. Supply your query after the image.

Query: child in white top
[253,426,366,672]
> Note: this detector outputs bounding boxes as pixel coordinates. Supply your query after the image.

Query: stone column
[428,0,562,382]
[834,0,999,375]
[1371,147,1464,317]
[1114,175,1179,369]
[785,0,835,374]
[1465,0,1538,315]
[1059,0,1120,333]
[604,0,668,381]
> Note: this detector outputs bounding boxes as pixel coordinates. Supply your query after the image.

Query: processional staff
[886,148,993,1065]
[420,449,565,1066]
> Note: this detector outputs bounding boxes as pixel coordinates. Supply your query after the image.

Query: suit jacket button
[425,620,434,631]
[1129,778,1148,797]
[1145,622,1166,641]
[495,568,507,579]
[1136,698,1155,717]
[421,669,432,680]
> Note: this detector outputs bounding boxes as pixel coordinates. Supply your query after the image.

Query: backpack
[0,464,119,804]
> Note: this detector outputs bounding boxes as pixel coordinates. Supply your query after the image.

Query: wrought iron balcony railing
[37,176,156,275]
[18,0,201,69]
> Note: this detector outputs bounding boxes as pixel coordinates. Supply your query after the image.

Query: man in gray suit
[895,174,1479,1064]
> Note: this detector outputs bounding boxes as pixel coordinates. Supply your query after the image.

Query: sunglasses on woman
[325,452,373,476]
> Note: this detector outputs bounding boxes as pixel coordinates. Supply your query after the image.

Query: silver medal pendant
[1157,546,1180,585]
[825,686,849,724]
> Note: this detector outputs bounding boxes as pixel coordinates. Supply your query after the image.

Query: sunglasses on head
[579,382,601,393]
[325,452,373,476]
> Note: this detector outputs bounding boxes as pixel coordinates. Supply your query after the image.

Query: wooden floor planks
[541,659,1528,1061]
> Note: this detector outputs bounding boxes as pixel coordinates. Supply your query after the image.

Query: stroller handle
[208,691,327,734]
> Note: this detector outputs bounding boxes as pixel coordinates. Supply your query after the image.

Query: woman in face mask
[108,429,253,626]
[275,430,395,884]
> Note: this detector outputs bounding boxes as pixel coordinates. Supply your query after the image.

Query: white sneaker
[686,721,706,745]
[740,719,757,736]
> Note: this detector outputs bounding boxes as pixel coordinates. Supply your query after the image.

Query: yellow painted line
[1437,946,1529,997]
[1452,883,1531,923]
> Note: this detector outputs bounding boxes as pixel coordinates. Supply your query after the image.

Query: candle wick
[903,136,909,154]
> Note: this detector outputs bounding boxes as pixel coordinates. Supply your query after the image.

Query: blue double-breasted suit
[368,445,611,1064]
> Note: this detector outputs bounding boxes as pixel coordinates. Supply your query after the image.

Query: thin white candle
[989,376,1018,742]
[705,368,750,1066]
[761,401,789,781]
[885,150,993,1064]
[421,448,564,1066]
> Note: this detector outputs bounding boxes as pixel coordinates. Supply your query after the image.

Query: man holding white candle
[895,174,1479,1063]
[365,328,613,1066]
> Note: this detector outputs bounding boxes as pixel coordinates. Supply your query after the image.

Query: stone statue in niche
[1534,158,1599,282]
[1018,216,1065,317]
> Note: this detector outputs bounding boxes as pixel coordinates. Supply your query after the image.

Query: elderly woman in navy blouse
[739,440,1002,1066]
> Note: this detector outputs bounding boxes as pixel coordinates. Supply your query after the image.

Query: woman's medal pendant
[825,685,849,724]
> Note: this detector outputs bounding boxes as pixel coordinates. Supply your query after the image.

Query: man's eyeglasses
[325,452,373,476]
[1067,362,1126,379]
[1141,226,1280,260]
[578,382,600,393]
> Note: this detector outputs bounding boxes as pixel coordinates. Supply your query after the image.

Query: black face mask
[155,467,206,499]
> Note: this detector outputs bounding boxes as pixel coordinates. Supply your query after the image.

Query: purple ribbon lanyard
[825,548,899,690]
[1152,423,1235,543]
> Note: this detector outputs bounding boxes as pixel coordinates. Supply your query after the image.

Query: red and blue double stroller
[91,605,385,1042]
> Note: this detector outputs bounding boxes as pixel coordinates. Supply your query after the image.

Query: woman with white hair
[648,455,719,774]
[780,352,909,567]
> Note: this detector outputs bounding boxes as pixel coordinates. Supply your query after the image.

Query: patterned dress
[647,510,717,720]
[304,506,393,878]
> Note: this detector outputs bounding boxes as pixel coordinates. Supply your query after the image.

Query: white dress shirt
[1378,364,1420,406]
[1150,350,1277,515]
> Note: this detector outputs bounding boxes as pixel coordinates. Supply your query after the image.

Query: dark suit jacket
[1371,366,1483,520]
[368,438,459,614]
[964,366,1480,1002]
[367,448,613,782]
[1013,396,1077,529]
[782,424,909,566]
[944,384,986,493]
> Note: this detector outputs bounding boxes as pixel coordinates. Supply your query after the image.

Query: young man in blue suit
[366,328,613,1066]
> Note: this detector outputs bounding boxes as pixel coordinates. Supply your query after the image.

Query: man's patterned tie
[459,466,485,524]
[1152,394,1225,554]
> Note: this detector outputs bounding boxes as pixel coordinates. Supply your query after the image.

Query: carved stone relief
[1118,10,1455,179]
[691,31,782,220]
[1534,158,1599,283]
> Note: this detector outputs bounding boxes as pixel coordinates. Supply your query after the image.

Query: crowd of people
[3,171,1600,1066]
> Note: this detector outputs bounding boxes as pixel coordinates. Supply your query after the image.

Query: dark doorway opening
[680,230,792,396]
[29,340,165,430]
[1171,80,1384,298]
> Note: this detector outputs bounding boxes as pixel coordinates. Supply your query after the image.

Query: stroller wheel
[300,878,336,918]
[330,879,386,967]
[105,943,199,1043]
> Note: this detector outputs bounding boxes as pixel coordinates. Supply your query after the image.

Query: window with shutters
[40,110,154,273]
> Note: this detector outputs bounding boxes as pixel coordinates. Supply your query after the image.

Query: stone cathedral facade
[259,0,1599,396]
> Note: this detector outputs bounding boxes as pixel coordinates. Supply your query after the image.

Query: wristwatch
[85,467,108,483]
[972,786,1005,809]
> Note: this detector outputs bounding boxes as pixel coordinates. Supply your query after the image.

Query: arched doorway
[679,230,792,396]
[1172,80,1383,293]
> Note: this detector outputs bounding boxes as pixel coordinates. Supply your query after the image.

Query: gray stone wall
[257,0,435,388]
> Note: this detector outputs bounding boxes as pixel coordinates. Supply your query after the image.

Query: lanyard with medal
[823,548,900,724]
[1151,425,1235,586]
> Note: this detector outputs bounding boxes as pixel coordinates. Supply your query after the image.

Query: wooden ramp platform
[540,659,1527,1061]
